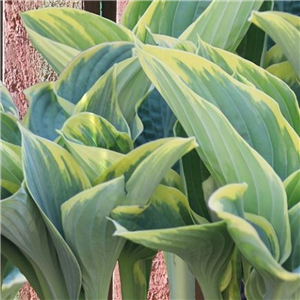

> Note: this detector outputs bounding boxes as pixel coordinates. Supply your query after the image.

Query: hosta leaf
[136,88,177,146]
[1,268,26,300]
[284,170,300,209]
[136,44,291,261]
[209,184,300,300]
[55,42,134,115]
[175,122,210,220]
[0,82,18,118]
[113,220,233,300]
[266,61,300,104]
[1,236,45,298]
[59,112,133,153]
[60,136,123,183]
[221,248,242,300]
[139,43,300,180]
[148,32,197,53]
[1,113,21,146]
[121,0,152,30]
[283,203,300,272]
[135,0,211,41]
[115,57,151,128]
[0,141,23,199]
[117,243,154,300]
[95,137,197,206]
[264,44,286,68]
[22,27,79,74]
[74,66,130,135]
[22,82,66,140]
[1,187,74,299]
[180,0,263,51]
[249,11,300,77]
[197,39,300,134]
[20,125,91,234]
[21,8,133,73]
[236,0,273,65]
[112,184,193,300]
[61,177,126,300]
[112,184,194,230]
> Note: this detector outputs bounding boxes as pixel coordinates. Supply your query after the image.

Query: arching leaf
[136,44,292,262]
[138,43,300,180]
[59,112,133,153]
[209,184,300,300]
[21,8,133,73]
[0,141,23,199]
[61,136,123,183]
[0,82,18,118]
[22,82,66,141]
[135,1,211,42]
[249,11,300,77]
[61,177,127,300]
[95,137,197,206]
[121,1,152,30]
[20,125,91,234]
[1,113,21,146]
[1,187,77,300]
[197,39,300,135]
[284,170,300,209]
[180,0,263,51]
[54,42,134,115]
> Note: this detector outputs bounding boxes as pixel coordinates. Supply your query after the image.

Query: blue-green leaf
[23,82,66,141]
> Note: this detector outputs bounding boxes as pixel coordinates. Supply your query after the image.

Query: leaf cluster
[1,1,300,300]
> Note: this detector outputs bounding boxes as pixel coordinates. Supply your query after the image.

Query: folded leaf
[209,184,300,300]
[121,0,152,30]
[283,203,300,273]
[115,57,151,127]
[136,44,291,261]
[0,82,18,118]
[197,39,300,135]
[55,42,134,115]
[135,1,211,41]
[150,33,197,53]
[136,88,177,146]
[249,11,300,77]
[22,82,66,140]
[180,0,263,51]
[95,137,197,206]
[117,243,154,300]
[112,183,193,300]
[264,44,286,68]
[74,66,130,135]
[284,170,300,209]
[0,235,47,298]
[20,125,91,234]
[175,122,210,220]
[236,0,273,65]
[59,112,133,153]
[61,136,123,183]
[21,8,133,73]
[138,43,300,180]
[113,220,233,300]
[0,141,23,199]
[1,187,74,299]
[1,113,21,146]
[266,61,300,104]
[61,177,127,300]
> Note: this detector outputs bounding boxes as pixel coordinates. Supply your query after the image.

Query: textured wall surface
[4,0,170,299]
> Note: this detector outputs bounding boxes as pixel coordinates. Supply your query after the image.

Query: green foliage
[1,1,300,299]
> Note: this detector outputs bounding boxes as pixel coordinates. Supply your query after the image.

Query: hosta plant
[1,1,300,300]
